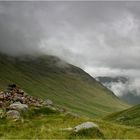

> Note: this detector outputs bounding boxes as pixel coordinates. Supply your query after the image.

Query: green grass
[0,107,140,139]
[104,104,140,127]
[0,53,130,118]
[70,127,104,139]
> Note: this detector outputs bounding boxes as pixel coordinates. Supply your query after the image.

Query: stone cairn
[0,84,67,120]
[0,84,44,109]
[0,84,53,120]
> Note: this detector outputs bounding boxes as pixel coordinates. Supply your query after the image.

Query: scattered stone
[65,112,80,118]
[58,107,67,113]
[0,109,5,118]
[116,116,126,121]
[0,84,69,120]
[61,127,73,131]
[30,102,43,107]
[0,101,3,107]
[6,110,20,120]
[47,105,57,111]
[0,94,4,100]
[43,99,53,106]
[74,122,99,132]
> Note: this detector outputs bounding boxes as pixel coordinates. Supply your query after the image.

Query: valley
[0,54,139,139]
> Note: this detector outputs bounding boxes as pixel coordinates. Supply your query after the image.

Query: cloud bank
[100,77,140,104]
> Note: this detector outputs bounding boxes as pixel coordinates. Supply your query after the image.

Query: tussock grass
[104,104,140,127]
[69,127,104,139]
[0,107,140,139]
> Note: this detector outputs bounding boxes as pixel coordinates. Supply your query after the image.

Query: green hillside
[104,104,140,127]
[0,53,129,117]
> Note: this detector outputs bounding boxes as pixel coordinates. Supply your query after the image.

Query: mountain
[104,104,140,127]
[0,53,129,117]
[96,76,140,104]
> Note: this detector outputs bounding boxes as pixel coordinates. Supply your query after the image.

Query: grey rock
[0,101,3,107]
[116,116,126,121]
[9,102,28,112]
[0,109,5,118]
[47,105,57,111]
[74,122,99,132]
[66,112,80,118]
[61,127,73,131]
[43,99,53,106]
[30,102,42,107]
[0,94,4,100]
[6,110,20,120]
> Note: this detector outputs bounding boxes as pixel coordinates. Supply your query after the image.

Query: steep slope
[104,104,140,127]
[0,53,129,117]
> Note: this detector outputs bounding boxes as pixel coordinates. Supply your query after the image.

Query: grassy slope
[104,104,140,127]
[0,107,140,139]
[0,53,129,117]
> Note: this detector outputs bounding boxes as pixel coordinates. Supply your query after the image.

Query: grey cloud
[101,78,140,104]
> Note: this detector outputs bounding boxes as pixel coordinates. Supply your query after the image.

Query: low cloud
[102,78,140,97]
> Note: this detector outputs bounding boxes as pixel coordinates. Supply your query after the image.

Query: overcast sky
[1,1,140,80]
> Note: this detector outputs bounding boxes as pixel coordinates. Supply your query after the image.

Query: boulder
[9,102,28,112]
[43,99,53,106]
[57,107,67,113]
[74,122,99,132]
[0,109,5,118]
[6,110,20,120]
[12,94,24,103]
[0,101,3,107]
[116,116,126,121]
[30,102,42,107]
[0,94,4,100]
[18,89,24,94]
[47,105,57,111]
[71,121,104,138]
[65,112,80,118]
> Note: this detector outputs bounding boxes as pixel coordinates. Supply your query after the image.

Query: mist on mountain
[96,76,140,104]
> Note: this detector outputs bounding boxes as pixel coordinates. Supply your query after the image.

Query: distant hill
[96,76,128,84]
[104,104,140,127]
[96,76,140,104]
[0,53,129,117]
